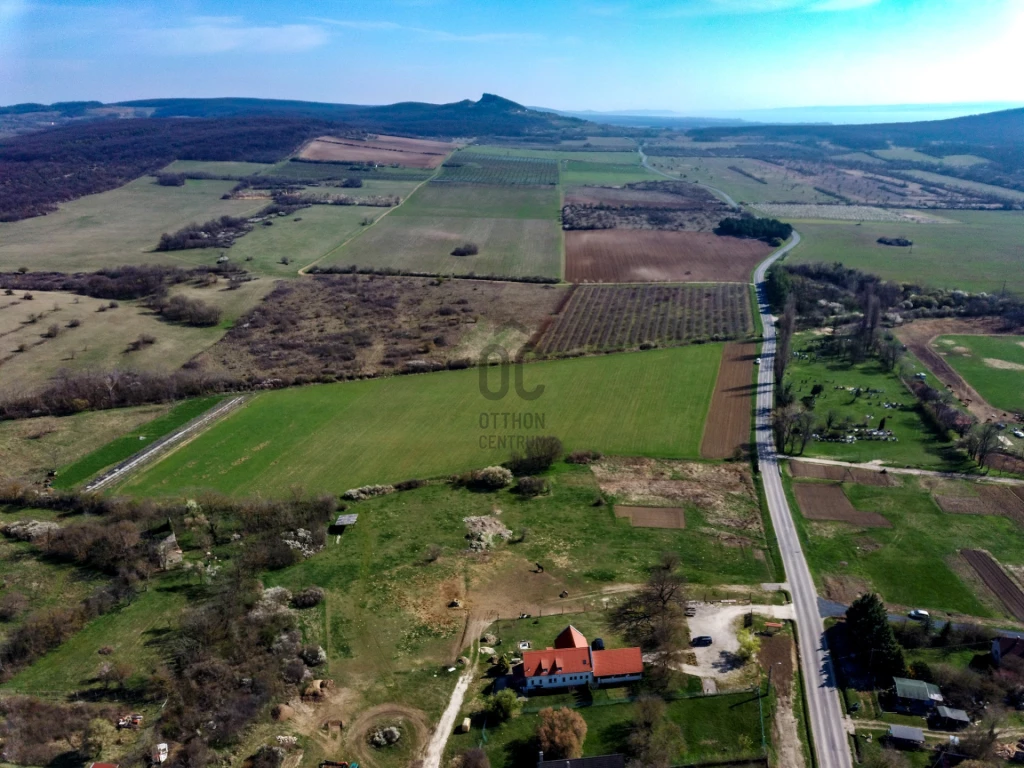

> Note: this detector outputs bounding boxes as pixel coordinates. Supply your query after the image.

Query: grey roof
[936,706,970,723]
[888,725,925,743]
[538,756,625,768]
[894,677,943,702]
[334,514,358,526]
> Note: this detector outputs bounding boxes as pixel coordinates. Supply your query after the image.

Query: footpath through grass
[122,345,723,497]
[935,334,1024,414]
[53,396,224,489]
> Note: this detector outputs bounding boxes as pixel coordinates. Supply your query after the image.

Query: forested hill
[689,106,1024,151]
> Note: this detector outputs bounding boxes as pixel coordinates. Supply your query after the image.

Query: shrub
[461,748,490,768]
[471,466,513,490]
[42,324,59,338]
[508,436,563,475]
[341,484,395,501]
[394,478,426,492]
[451,243,479,257]
[155,295,222,327]
[291,587,325,609]
[537,707,587,760]
[485,689,521,722]
[66,318,81,328]
[514,476,548,497]
[565,450,602,465]
[156,172,187,187]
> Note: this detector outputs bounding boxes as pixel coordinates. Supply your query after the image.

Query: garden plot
[789,461,898,487]
[614,505,686,529]
[934,486,1024,527]
[961,549,1024,621]
[793,483,891,527]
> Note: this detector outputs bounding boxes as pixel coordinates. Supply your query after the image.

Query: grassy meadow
[393,184,560,220]
[934,334,1024,413]
[0,177,260,272]
[783,334,970,471]
[163,159,275,177]
[787,210,1024,295]
[643,156,835,204]
[121,344,723,497]
[903,169,1024,202]
[788,473,1024,618]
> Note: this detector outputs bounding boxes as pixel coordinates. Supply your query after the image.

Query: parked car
[691,636,713,647]
[754,358,761,365]
[909,609,930,621]
[1013,430,1024,439]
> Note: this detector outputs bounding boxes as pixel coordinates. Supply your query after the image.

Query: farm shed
[933,706,970,730]
[887,725,925,748]
[537,754,625,768]
[893,677,943,712]
[992,636,1024,666]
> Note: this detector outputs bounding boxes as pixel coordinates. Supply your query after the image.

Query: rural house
[892,677,943,713]
[992,637,1024,666]
[513,625,643,691]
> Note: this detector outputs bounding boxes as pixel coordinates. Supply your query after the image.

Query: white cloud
[808,0,880,11]
[140,17,329,55]
[657,0,880,14]
[310,16,541,43]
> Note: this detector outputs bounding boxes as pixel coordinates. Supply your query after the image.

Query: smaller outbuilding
[933,706,970,731]
[992,636,1024,667]
[887,725,925,749]
[331,514,358,533]
[892,677,943,712]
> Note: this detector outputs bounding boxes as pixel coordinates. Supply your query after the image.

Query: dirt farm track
[701,341,756,459]
[565,230,772,283]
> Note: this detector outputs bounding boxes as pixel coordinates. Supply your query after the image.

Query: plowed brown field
[935,485,1024,526]
[298,134,453,168]
[565,230,772,283]
[701,341,755,459]
[961,549,1024,620]
[793,483,891,527]
[614,505,686,528]
[789,461,898,487]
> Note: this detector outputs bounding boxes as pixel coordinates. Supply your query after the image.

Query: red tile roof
[555,625,590,649]
[591,647,643,677]
[521,648,592,677]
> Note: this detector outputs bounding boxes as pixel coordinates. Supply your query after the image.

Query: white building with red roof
[513,625,643,690]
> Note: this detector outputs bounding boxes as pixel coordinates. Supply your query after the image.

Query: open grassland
[167,204,383,277]
[939,154,991,167]
[783,334,970,471]
[462,145,641,165]
[436,153,558,185]
[788,474,1024,618]
[320,214,561,279]
[122,345,723,497]
[787,210,1024,295]
[903,169,1024,201]
[449,688,768,768]
[2,571,193,694]
[0,405,171,483]
[262,159,434,181]
[53,396,224,489]
[163,159,275,177]
[560,136,637,149]
[394,184,559,220]
[0,280,272,396]
[934,334,1024,413]
[0,177,259,272]
[560,160,660,186]
[871,147,941,163]
[645,156,836,204]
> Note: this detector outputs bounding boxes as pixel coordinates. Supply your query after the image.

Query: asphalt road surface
[754,232,852,768]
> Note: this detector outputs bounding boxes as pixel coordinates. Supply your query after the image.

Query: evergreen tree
[845,593,906,679]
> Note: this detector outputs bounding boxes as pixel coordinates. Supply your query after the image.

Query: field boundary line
[297,154,451,276]
[84,395,249,492]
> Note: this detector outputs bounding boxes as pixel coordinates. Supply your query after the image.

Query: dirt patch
[935,485,1024,527]
[984,358,1024,371]
[565,230,772,284]
[197,275,567,381]
[760,632,805,768]
[894,317,1015,423]
[961,549,1024,621]
[789,460,898,487]
[591,457,761,533]
[702,342,755,459]
[299,135,453,169]
[822,574,871,604]
[793,483,891,527]
[614,505,686,528]
[535,284,754,357]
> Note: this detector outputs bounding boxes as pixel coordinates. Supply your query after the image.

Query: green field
[871,147,939,163]
[163,159,275,177]
[789,474,1024,617]
[53,396,224,489]
[0,177,260,272]
[934,334,1024,413]
[903,169,1024,201]
[462,145,641,165]
[787,210,1024,295]
[560,160,660,186]
[643,156,834,204]
[449,689,768,768]
[783,334,969,471]
[122,345,723,497]
[395,184,559,220]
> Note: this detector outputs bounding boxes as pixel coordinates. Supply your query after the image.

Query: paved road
[753,232,852,768]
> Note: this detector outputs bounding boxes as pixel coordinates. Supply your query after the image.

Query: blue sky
[2,0,1022,113]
